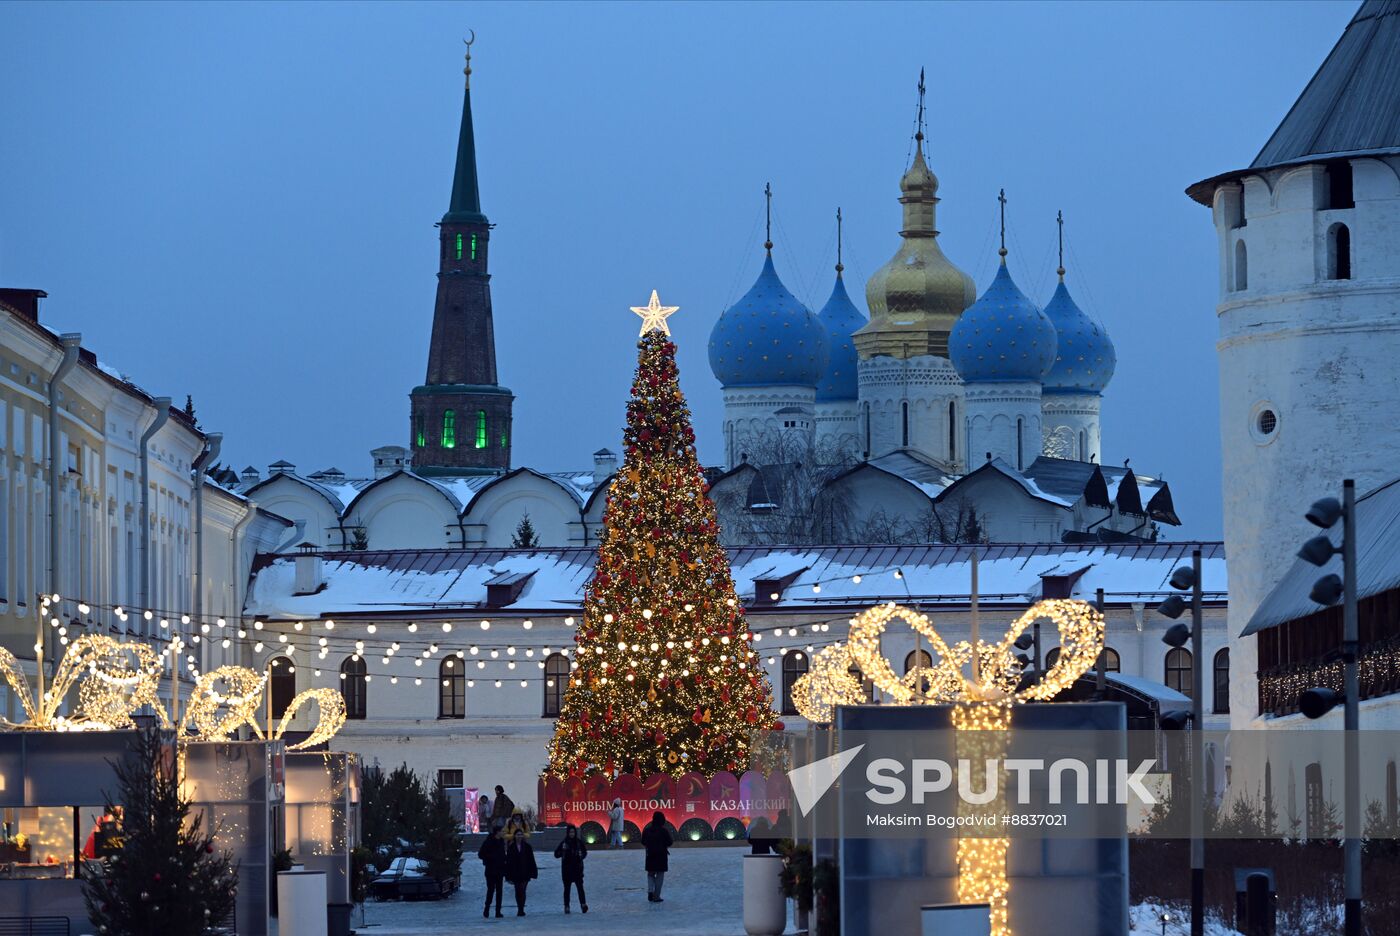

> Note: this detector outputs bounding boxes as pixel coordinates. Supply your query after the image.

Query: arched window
[847,663,875,703]
[863,402,871,456]
[901,401,909,448]
[1165,647,1193,697]
[470,233,478,262]
[414,413,426,449]
[1387,761,1397,829]
[948,401,956,461]
[1234,240,1248,291]
[904,648,933,695]
[439,656,464,719]
[441,410,456,449]
[1305,762,1325,839]
[1213,649,1231,714]
[1016,417,1024,469]
[1099,647,1120,673]
[1079,429,1087,461]
[1328,223,1351,280]
[543,653,569,717]
[475,410,488,449]
[340,655,367,720]
[781,651,809,716]
[268,656,296,720]
[454,232,463,261]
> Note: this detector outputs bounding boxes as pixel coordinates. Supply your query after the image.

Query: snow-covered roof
[244,542,1226,621]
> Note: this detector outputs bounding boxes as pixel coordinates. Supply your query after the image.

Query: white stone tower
[1189,0,1400,726]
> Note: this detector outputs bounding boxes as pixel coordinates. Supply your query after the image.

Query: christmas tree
[83,727,238,936]
[545,291,778,779]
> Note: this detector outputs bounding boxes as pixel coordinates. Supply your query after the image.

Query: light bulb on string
[367,624,377,634]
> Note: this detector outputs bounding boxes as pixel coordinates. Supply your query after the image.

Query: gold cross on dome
[630,289,679,336]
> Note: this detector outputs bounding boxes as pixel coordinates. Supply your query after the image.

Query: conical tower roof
[1189,1,1400,203]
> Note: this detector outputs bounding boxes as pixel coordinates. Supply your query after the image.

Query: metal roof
[1242,476,1400,636]
[245,541,1226,620]
[1252,1,1400,169]
[1188,1,1400,204]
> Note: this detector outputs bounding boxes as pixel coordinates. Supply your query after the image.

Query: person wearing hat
[608,798,625,848]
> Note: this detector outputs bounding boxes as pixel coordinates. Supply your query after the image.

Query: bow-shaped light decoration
[845,599,1106,936]
[789,643,867,724]
[180,665,346,751]
[0,635,167,732]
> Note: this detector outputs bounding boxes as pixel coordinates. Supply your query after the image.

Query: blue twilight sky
[0,1,1357,540]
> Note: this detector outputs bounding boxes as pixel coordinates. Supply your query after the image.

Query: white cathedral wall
[814,399,860,461]
[721,386,816,467]
[246,478,343,549]
[465,473,582,547]
[353,474,460,550]
[1041,392,1102,463]
[963,383,1043,472]
[857,355,962,465]
[1214,157,1400,731]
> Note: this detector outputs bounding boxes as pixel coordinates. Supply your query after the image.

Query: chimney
[293,541,324,595]
[240,465,261,486]
[372,445,409,479]
[592,448,618,485]
[0,288,48,324]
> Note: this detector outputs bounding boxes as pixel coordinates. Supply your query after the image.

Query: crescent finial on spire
[464,30,476,89]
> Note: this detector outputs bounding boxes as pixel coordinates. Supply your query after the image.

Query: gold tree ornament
[630,289,679,337]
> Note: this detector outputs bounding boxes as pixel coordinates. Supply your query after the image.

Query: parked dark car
[369,857,458,900]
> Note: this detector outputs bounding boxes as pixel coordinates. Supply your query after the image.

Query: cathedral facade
[705,107,1174,546]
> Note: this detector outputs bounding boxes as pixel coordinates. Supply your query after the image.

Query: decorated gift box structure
[538,767,792,843]
[0,731,287,936]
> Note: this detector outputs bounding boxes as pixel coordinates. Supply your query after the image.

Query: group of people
[472,789,675,916]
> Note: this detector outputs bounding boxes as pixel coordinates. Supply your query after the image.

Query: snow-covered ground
[299,844,764,935]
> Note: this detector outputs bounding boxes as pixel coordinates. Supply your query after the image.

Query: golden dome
[852,139,975,360]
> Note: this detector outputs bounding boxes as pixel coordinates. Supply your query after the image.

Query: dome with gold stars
[708,253,829,388]
[948,258,1057,383]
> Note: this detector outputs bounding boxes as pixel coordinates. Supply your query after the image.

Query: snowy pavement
[339,844,769,935]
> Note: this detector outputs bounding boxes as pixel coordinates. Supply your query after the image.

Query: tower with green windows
[410,40,514,476]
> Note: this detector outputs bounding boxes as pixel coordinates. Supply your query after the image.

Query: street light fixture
[1154,548,1204,936]
[1296,479,1361,936]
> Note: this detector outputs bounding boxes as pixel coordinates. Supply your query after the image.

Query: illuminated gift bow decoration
[0,635,166,731]
[789,643,866,724]
[846,599,1105,936]
[179,665,346,751]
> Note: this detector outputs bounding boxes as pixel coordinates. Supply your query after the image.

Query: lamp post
[1156,547,1204,936]
[1295,479,1360,936]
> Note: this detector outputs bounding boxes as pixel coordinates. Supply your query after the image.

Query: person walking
[475,793,492,834]
[640,811,672,903]
[477,826,506,918]
[608,798,625,848]
[503,827,538,916]
[490,784,514,833]
[552,823,589,914]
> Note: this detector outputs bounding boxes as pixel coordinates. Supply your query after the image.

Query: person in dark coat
[477,828,506,918]
[640,811,673,903]
[552,823,589,913]
[503,827,538,916]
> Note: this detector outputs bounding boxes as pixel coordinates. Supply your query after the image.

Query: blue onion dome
[1041,278,1115,393]
[709,253,830,388]
[815,274,866,401]
[948,259,1058,383]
